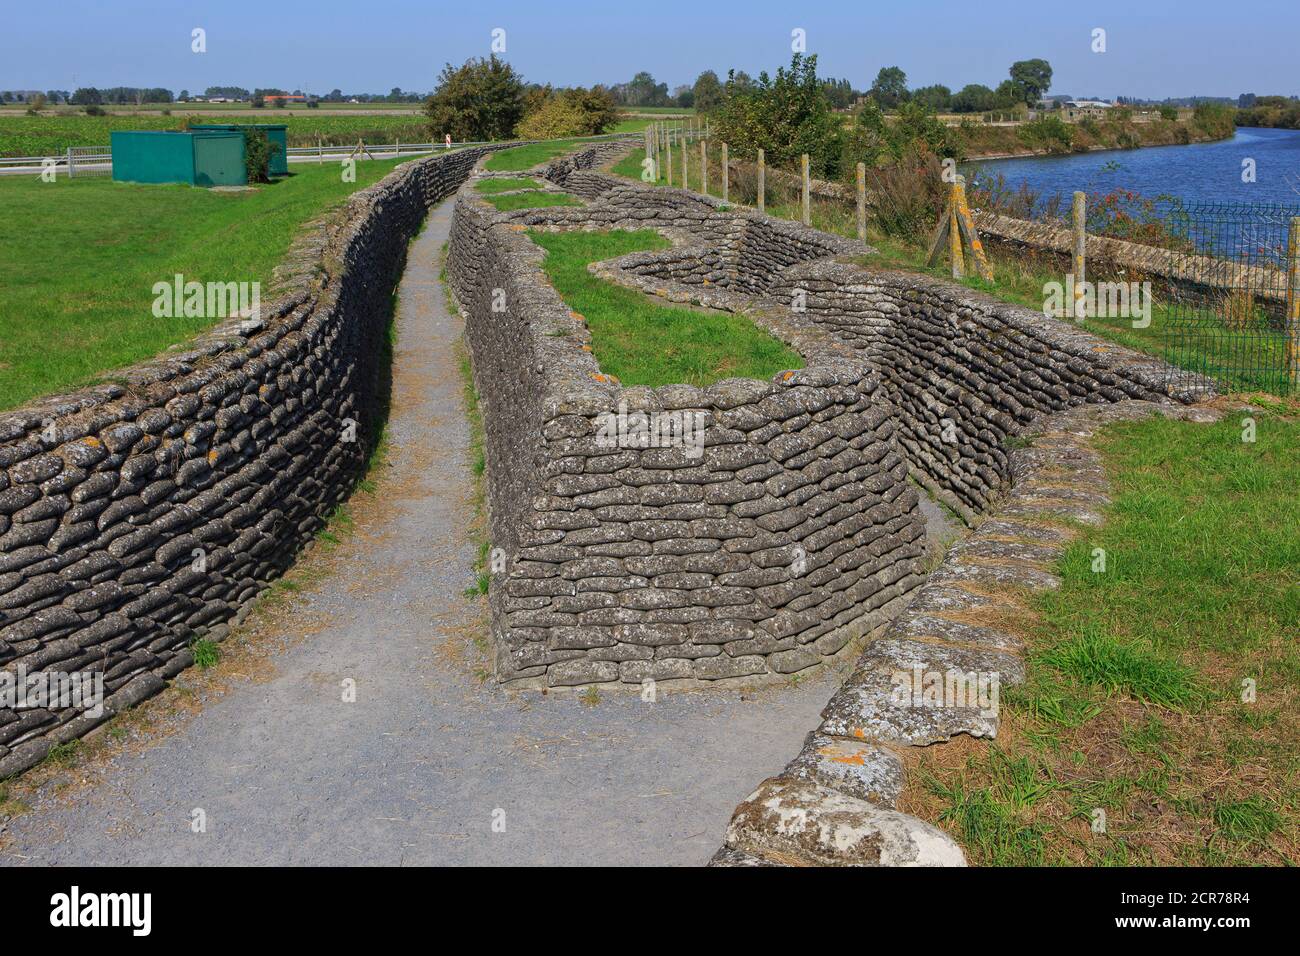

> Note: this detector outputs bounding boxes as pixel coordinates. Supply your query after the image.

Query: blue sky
[2,0,1295,100]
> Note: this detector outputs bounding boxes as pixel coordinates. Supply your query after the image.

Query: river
[966,126,1300,210]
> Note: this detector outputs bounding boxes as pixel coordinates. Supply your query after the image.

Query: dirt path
[0,197,883,867]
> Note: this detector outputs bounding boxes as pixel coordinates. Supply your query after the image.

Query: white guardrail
[0,132,635,176]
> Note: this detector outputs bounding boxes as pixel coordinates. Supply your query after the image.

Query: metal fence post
[856,161,867,242]
[757,148,765,213]
[66,146,73,179]
[1073,191,1087,320]
[801,153,811,226]
[721,142,728,204]
[1288,216,1300,387]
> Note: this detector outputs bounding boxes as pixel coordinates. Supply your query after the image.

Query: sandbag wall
[448,188,929,688]
[0,145,501,777]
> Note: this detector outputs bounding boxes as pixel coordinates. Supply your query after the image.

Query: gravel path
[0,198,938,867]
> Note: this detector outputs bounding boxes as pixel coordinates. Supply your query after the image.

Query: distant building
[1063,100,1113,121]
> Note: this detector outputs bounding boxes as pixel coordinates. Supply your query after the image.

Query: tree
[869,66,908,109]
[26,92,47,113]
[619,71,670,107]
[951,84,996,113]
[517,87,618,138]
[993,80,1026,110]
[693,70,724,113]
[1008,59,1053,105]
[911,84,951,112]
[823,77,856,110]
[425,55,526,142]
[251,93,265,108]
[71,87,102,105]
[713,54,843,176]
[674,86,695,108]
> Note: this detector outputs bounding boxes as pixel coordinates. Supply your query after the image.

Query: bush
[243,128,281,184]
[1017,115,1074,152]
[711,53,843,177]
[863,146,948,239]
[1192,102,1235,138]
[516,97,591,138]
[83,105,106,116]
[1159,105,1178,121]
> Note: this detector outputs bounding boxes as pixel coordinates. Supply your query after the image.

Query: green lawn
[483,192,581,211]
[473,176,542,193]
[529,229,803,387]
[0,157,411,410]
[484,139,589,172]
[912,406,1300,865]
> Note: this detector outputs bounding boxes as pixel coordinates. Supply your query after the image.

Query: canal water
[966,126,1300,210]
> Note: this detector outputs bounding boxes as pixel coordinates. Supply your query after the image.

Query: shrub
[711,53,843,177]
[243,128,281,184]
[1159,105,1178,121]
[83,104,106,116]
[1017,115,1074,152]
[516,97,591,139]
[1192,102,1235,138]
[863,146,948,239]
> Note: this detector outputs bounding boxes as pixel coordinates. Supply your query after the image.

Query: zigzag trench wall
[448,146,1203,690]
[0,144,519,778]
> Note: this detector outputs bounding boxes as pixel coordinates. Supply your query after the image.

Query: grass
[611,146,1294,396]
[906,407,1300,865]
[0,156,411,410]
[483,192,582,211]
[190,638,221,669]
[484,139,589,172]
[528,229,803,387]
[474,176,542,194]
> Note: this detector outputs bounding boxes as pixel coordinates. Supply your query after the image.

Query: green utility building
[111,130,248,186]
[189,124,289,176]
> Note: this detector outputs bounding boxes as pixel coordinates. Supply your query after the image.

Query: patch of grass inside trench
[528,229,803,387]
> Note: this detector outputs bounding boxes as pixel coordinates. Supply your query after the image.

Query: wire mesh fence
[1160,201,1300,395]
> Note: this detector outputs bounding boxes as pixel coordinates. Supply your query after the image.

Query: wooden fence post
[700,140,708,195]
[721,142,728,204]
[666,134,673,186]
[682,134,688,189]
[953,175,994,282]
[856,161,867,242]
[1073,191,1087,320]
[801,153,811,226]
[948,200,965,279]
[1288,217,1300,387]
[757,148,765,213]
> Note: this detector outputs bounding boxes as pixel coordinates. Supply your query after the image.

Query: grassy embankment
[529,229,802,386]
[906,406,1300,865]
[611,147,1290,394]
[0,157,411,409]
[958,115,1233,159]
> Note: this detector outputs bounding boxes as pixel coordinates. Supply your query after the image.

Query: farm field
[0,112,431,156]
[0,156,411,409]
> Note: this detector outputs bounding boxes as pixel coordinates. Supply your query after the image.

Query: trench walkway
[0,197,919,866]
